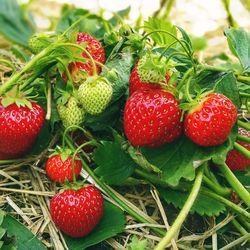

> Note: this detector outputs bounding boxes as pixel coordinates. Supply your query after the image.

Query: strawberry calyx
[48,146,79,162]
[137,53,168,83]
[62,182,92,192]
[1,88,37,109]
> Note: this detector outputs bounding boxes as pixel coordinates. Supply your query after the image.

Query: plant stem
[0,48,53,96]
[162,0,176,19]
[237,135,250,144]
[237,120,250,131]
[203,175,231,197]
[155,165,204,250]
[237,75,250,84]
[177,67,194,91]
[201,189,250,219]
[185,77,194,102]
[239,92,250,98]
[219,163,250,207]
[234,142,250,159]
[135,168,250,219]
[64,135,165,237]
[220,233,250,250]
[231,218,248,236]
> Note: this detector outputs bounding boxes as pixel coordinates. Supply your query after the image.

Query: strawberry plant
[0,0,250,249]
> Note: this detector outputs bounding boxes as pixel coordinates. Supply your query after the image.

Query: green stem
[177,67,194,91]
[162,0,176,19]
[0,48,53,96]
[238,215,250,230]
[237,75,250,84]
[220,233,250,250]
[237,135,250,144]
[237,120,250,131]
[142,30,191,57]
[200,64,229,73]
[158,40,179,60]
[185,77,194,102]
[239,92,250,98]
[234,142,250,159]
[64,135,165,237]
[155,165,204,250]
[219,163,250,207]
[231,218,248,236]
[203,175,231,197]
[56,57,73,84]
[201,189,250,219]
[135,168,250,219]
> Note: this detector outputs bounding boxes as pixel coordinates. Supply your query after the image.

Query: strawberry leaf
[64,201,125,250]
[141,127,238,186]
[1,215,46,250]
[214,72,241,109]
[158,187,226,216]
[224,28,250,74]
[94,141,136,185]
[144,18,177,47]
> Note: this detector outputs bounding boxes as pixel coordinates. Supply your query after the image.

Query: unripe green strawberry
[57,96,85,130]
[28,32,55,54]
[78,77,113,115]
[137,53,167,83]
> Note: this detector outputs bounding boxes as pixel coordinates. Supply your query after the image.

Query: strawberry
[57,96,85,130]
[50,185,104,238]
[124,89,182,147]
[184,93,237,147]
[78,76,112,115]
[226,128,250,171]
[67,32,105,81]
[129,63,171,95]
[0,98,45,159]
[46,148,82,183]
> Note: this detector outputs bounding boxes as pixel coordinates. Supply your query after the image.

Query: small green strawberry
[137,53,168,83]
[78,76,113,115]
[28,32,55,54]
[57,96,85,130]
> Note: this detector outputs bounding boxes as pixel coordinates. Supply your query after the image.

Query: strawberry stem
[231,218,249,236]
[155,165,204,250]
[203,175,231,197]
[219,163,250,207]
[237,135,250,144]
[158,40,179,60]
[142,29,192,58]
[135,168,250,219]
[184,76,194,102]
[237,120,250,131]
[234,142,250,159]
[177,67,194,91]
[56,57,73,85]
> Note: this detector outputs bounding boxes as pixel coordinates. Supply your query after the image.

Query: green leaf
[1,244,17,250]
[64,201,125,250]
[108,7,131,26]
[125,236,149,250]
[214,72,241,108]
[141,127,237,186]
[0,227,6,239]
[11,47,30,62]
[94,141,136,185]
[1,215,46,250]
[176,26,193,53]
[101,53,134,103]
[144,18,177,47]
[159,187,226,216]
[0,0,36,48]
[0,210,5,225]
[190,36,207,51]
[224,28,250,73]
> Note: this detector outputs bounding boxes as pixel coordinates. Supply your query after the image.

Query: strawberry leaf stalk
[0,89,45,159]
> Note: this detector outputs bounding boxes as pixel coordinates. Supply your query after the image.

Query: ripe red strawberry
[124,89,182,147]
[46,149,82,183]
[129,63,171,95]
[66,32,105,82]
[226,128,250,171]
[0,98,45,159]
[184,93,237,147]
[50,185,104,238]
